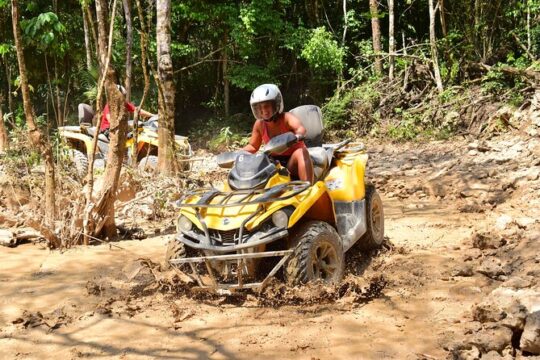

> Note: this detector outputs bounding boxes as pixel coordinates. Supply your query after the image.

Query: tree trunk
[388,0,395,80]
[89,0,126,240]
[44,56,59,127]
[439,0,447,38]
[82,4,92,70]
[6,63,13,113]
[222,34,229,117]
[86,6,99,59]
[0,95,8,152]
[54,58,63,127]
[156,0,178,174]
[131,0,152,167]
[429,0,444,93]
[123,0,133,101]
[11,0,57,226]
[369,0,383,75]
[342,0,348,46]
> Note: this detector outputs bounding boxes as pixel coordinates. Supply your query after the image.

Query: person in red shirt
[243,84,314,183]
[100,85,156,133]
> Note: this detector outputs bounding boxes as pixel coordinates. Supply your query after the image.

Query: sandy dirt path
[1,134,539,359]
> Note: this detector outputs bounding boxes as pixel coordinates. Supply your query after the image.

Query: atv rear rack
[176,181,311,209]
[170,249,293,293]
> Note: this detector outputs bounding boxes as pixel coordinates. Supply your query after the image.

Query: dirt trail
[1,133,539,359]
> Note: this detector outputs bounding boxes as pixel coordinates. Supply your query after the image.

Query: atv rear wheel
[68,149,88,178]
[285,221,344,285]
[359,185,385,250]
[138,155,158,172]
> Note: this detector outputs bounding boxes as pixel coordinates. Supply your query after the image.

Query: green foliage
[0,43,12,56]
[323,81,381,134]
[323,90,357,130]
[301,27,344,75]
[387,109,421,141]
[228,64,279,90]
[21,12,67,54]
[209,127,237,151]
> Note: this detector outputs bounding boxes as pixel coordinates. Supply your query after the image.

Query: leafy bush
[208,126,249,152]
[322,81,381,134]
[301,27,345,76]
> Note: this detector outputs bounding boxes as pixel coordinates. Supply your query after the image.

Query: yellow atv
[168,105,384,292]
[58,103,192,177]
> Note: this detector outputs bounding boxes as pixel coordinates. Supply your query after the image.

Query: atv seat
[86,127,110,143]
[289,105,331,181]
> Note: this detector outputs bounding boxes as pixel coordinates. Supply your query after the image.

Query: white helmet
[250,84,283,121]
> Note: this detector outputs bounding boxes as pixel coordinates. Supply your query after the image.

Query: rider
[243,84,314,183]
[100,85,156,135]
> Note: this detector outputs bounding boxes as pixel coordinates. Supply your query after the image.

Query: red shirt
[100,102,136,131]
[261,114,306,156]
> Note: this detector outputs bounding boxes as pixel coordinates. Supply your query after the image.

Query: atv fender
[59,130,93,154]
[287,181,336,227]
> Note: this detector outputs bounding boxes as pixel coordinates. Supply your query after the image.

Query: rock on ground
[521,311,540,355]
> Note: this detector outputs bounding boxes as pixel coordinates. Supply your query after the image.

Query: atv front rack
[176,181,311,209]
[170,249,293,293]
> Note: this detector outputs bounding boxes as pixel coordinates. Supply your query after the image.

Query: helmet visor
[251,100,277,121]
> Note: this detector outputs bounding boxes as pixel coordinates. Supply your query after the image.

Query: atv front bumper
[171,229,291,292]
[169,249,293,293]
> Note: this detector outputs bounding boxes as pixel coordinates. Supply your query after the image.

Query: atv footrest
[170,250,293,292]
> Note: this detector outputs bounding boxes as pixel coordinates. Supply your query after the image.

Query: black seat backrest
[289,105,323,147]
[78,103,95,125]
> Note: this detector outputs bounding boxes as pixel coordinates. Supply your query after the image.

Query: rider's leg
[287,147,314,183]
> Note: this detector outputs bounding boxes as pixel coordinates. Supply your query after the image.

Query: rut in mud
[1,132,539,359]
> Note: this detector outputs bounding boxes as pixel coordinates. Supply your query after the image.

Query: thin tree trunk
[131,0,151,167]
[369,0,383,75]
[527,0,531,51]
[223,34,229,117]
[54,58,63,127]
[156,0,177,174]
[0,94,8,152]
[474,0,483,59]
[6,63,13,113]
[341,0,348,45]
[429,0,444,93]
[44,56,59,127]
[402,32,409,92]
[86,0,126,241]
[439,0,447,38]
[11,0,57,228]
[123,0,133,101]
[86,6,99,60]
[82,4,92,70]
[388,0,395,80]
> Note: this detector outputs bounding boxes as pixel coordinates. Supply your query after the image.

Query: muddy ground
[1,132,539,359]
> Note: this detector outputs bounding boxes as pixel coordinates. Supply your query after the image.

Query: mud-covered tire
[68,149,88,178]
[163,239,188,271]
[358,185,385,250]
[138,155,158,172]
[284,221,344,286]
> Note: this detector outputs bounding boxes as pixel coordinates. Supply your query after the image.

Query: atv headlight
[177,215,193,232]
[271,210,289,228]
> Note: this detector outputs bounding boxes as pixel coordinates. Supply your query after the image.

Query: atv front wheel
[138,155,158,171]
[163,239,188,271]
[359,185,385,250]
[285,221,344,285]
[68,149,88,178]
